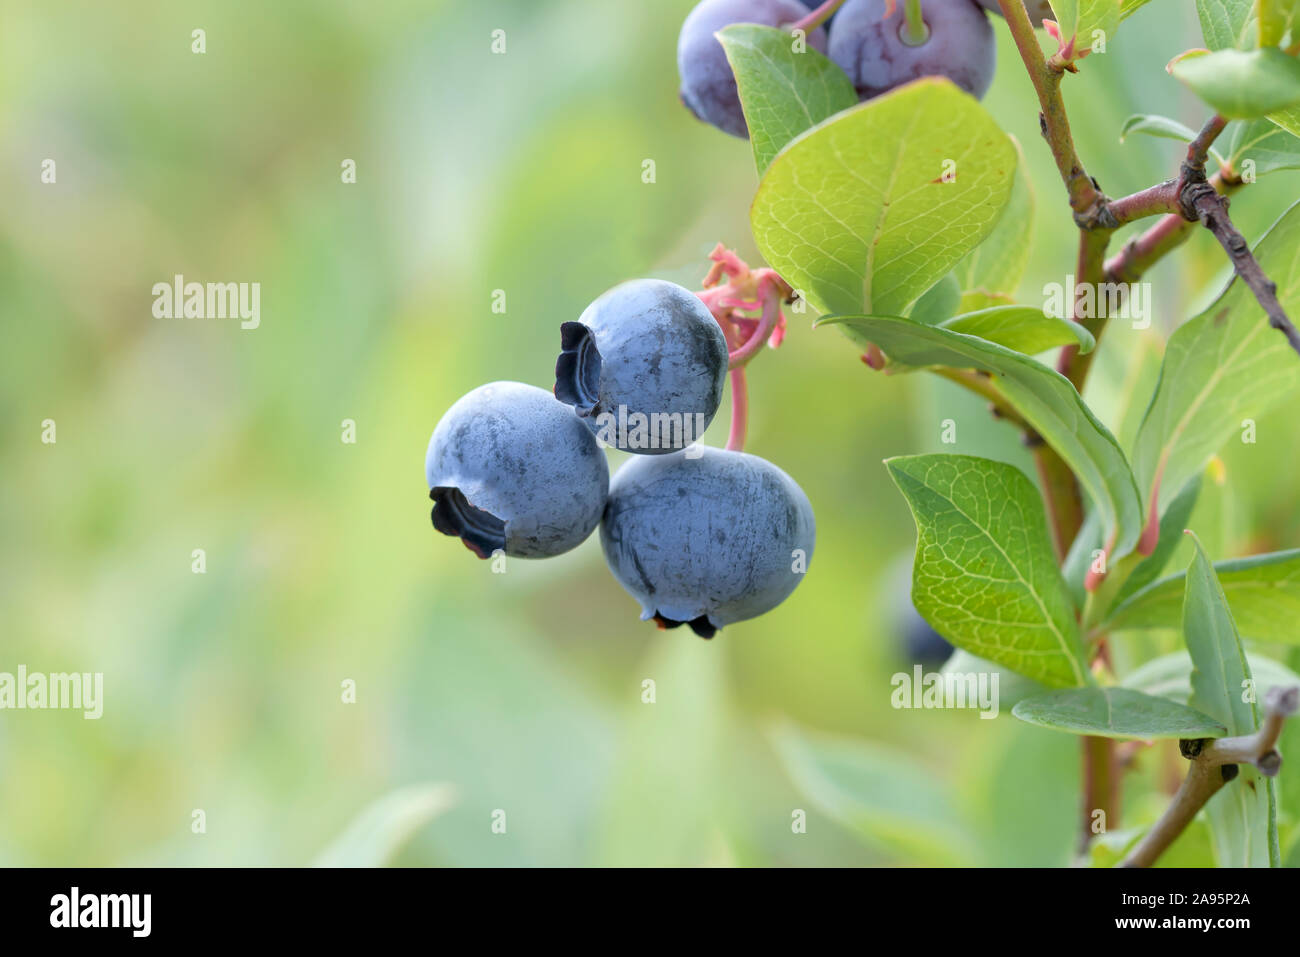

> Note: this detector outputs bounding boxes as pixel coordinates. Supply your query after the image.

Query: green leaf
[1173,48,1300,118]
[908,273,961,325]
[1119,113,1202,144]
[1259,0,1299,46]
[1012,687,1226,738]
[770,720,977,865]
[1196,0,1258,50]
[1048,0,1122,58]
[1105,548,1300,643]
[886,454,1088,688]
[953,137,1035,311]
[312,784,456,867]
[940,305,1096,355]
[1124,650,1300,704]
[1269,104,1300,137]
[822,315,1143,558]
[750,78,1016,318]
[719,24,858,177]
[1120,114,1226,166]
[1131,200,1300,525]
[1183,533,1278,867]
[1224,117,1300,176]
[1120,0,1154,18]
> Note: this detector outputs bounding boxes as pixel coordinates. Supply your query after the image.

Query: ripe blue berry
[600,446,815,637]
[426,381,609,558]
[828,0,996,101]
[556,279,729,455]
[678,0,829,138]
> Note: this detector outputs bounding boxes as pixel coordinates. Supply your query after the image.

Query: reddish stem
[725,367,748,452]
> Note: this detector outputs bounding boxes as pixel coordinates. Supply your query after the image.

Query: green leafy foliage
[1048,0,1122,58]
[770,721,976,865]
[1270,104,1300,137]
[750,78,1016,318]
[1172,49,1300,118]
[821,315,1143,558]
[719,24,857,176]
[1183,534,1278,867]
[1120,114,1226,167]
[1259,0,1299,46]
[940,305,1096,355]
[1224,117,1300,175]
[1119,0,1154,18]
[312,784,456,867]
[952,139,1035,312]
[886,454,1088,687]
[1011,687,1226,738]
[1196,0,1259,50]
[1119,113,1202,145]
[1131,200,1300,524]
[1105,548,1300,643]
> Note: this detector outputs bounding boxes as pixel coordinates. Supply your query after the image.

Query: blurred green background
[2,0,1298,866]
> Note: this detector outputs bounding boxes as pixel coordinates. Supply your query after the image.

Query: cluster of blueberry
[426,278,816,639]
[678,0,1051,139]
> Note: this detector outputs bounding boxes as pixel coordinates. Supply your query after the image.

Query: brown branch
[1182,185,1300,357]
[930,367,1033,432]
[1120,686,1298,868]
[1169,115,1300,356]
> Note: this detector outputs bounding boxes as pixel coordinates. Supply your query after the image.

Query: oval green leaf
[1012,686,1227,739]
[719,23,858,177]
[1173,48,1300,118]
[887,454,1089,688]
[751,78,1016,319]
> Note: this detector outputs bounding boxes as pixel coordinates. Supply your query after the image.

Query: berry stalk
[901,0,929,45]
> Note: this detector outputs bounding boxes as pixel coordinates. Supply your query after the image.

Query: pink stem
[725,367,748,452]
[728,282,781,368]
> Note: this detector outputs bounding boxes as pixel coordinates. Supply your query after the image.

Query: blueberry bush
[428,0,1300,867]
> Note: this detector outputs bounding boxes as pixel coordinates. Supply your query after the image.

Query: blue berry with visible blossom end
[426,381,608,559]
[600,446,815,637]
[828,0,996,102]
[556,279,728,455]
[678,0,829,138]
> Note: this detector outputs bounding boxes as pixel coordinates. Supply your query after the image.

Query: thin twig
[1169,116,1300,356]
[1183,186,1300,357]
[1120,686,1299,868]
[996,0,1102,218]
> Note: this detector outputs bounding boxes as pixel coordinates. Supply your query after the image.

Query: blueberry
[678,0,829,138]
[828,0,996,101]
[556,279,729,455]
[600,446,815,637]
[426,381,609,558]
[975,0,1052,26]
